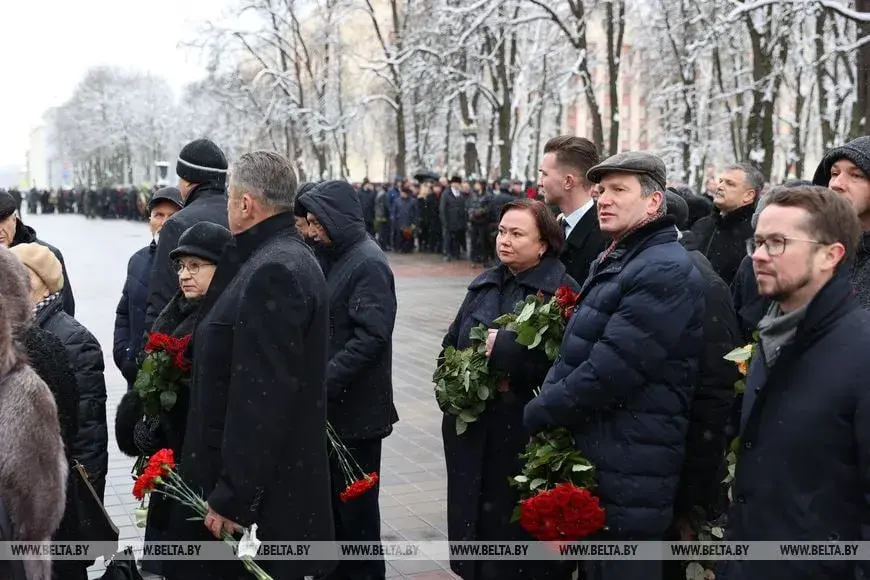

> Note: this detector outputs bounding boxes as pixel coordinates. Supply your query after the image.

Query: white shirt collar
[563,198,594,236]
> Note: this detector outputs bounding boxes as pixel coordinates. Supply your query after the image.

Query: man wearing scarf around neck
[525,151,706,580]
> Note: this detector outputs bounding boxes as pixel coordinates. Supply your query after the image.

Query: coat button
[735,494,746,504]
[744,441,753,450]
[755,386,761,393]
[829,533,840,541]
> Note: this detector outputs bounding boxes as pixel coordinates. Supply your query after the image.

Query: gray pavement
[20,212,477,580]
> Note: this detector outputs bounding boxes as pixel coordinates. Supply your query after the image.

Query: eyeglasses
[174,260,214,275]
[745,236,824,257]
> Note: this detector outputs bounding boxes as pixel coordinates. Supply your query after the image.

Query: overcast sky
[0,0,230,168]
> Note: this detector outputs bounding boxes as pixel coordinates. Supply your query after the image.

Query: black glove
[133,417,164,456]
[121,360,139,383]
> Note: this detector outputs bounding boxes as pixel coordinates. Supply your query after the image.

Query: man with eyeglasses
[720,185,870,580]
[812,135,870,308]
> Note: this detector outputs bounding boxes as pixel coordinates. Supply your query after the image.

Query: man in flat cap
[525,151,706,580]
[0,190,75,316]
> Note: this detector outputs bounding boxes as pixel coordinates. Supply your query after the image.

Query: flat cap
[0,191,16,220]
[587,151,667,192]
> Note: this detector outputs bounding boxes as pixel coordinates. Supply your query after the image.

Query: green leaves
[134,350,190,418]
[433,326,498,436]
[509,427,597,497]
[160,390,177,411]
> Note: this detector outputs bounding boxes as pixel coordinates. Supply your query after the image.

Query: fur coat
[0,246,67,580]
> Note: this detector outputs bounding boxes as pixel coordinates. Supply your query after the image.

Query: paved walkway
[19,213,477,579]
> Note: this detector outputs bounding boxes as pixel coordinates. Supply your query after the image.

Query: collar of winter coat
[152,291,201,336]
[11,218,37,245]
[298,180,367,255]
[184,182,226,208]
[784,266,858,350]
[34,291,63,327]
[233,211,299,262]
[467,256,568,295]
[600,215,678,265]
[715,202,755,227]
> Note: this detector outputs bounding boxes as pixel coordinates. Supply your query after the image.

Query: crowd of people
[0,132,869,580]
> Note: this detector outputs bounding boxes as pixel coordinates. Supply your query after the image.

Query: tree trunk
[852,0,870,138]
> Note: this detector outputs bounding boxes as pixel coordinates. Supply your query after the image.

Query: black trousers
[324,438,384,580]
[445,229,465,260]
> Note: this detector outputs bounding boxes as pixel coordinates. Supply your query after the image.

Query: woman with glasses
[115,221,232,577]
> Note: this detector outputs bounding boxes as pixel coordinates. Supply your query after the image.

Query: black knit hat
[813,136,870,187]
[176,139,228,186]
[169,222,232,263]
[148,186,183,211]
[0,191,16,220]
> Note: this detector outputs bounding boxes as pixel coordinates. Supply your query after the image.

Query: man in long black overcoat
[164,151,335,580]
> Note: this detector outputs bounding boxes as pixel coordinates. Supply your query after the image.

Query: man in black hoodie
[145,139,229,328]
[299,181,399,580]
[812,136,870,309]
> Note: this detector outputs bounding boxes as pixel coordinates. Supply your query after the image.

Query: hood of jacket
[299,181,367,255]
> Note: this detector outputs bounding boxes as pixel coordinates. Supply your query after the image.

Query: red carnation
[339,472,379,502]
[148,448,176,474]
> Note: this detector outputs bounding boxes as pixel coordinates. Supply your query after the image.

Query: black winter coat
[36,298,108,499]
[165,212,334,580]
[21,326,80,541]
[689,203,755,286]
[525,218,706,539]
[113,241,155,382]
[145,183,228,329]
[731,255,769,343]
[116,292,198,575]
[675,249,740,516]
[440,189,467,232]
[442,257,577,580]
[11,219,75,316]
[300,182,399,441]
[560,203,607,286]
[719,270,870,580]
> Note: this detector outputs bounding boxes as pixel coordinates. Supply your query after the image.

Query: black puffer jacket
[299,181,399,440]
[11,219,75,316]
[36,297,108,499]
[145,183,228,329]
[114,241,155,383]
[525,218,706,538]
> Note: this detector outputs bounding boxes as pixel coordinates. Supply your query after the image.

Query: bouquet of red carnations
[132,449,273,580]
[326,422,379,502]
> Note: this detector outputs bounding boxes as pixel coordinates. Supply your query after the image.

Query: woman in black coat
[115,222,232,577]
[440,199,578,580]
